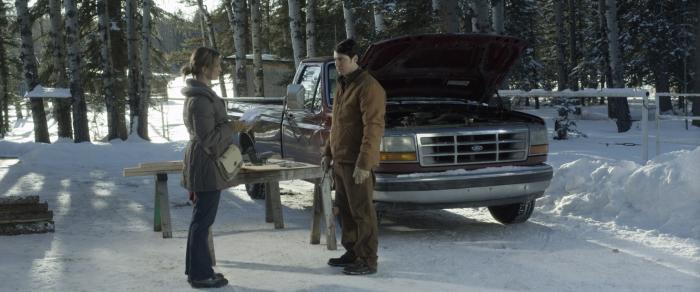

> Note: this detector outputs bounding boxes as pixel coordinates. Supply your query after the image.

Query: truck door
[282,64,324,163]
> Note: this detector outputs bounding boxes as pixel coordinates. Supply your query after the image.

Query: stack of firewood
[0,196,54,235]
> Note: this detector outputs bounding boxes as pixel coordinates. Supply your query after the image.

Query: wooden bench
[123,159,337,251]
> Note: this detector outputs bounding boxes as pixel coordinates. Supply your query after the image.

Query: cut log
[0,221,54,235]
[0,202,49,214]
[0,210,53,224]
[0,196,39,205]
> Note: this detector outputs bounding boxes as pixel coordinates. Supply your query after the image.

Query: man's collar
[340,68,364,85]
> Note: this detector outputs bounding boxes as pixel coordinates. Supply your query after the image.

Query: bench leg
[267,182,284,229]
[320,176,337,250]
[310,182,322,245]
[208,227,216,266]
[156,173,172,238]
[265,185,273,223]
[153,176,161,232]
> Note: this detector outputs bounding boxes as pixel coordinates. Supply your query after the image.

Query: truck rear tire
[488,199,535,224]
[245,183,266,200]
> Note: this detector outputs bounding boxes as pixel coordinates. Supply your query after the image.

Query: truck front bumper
[373,164,553,206]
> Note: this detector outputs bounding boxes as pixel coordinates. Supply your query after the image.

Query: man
[322,39,386,275]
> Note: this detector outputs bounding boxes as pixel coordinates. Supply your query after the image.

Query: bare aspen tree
[232,0,249,97]
[48,0,73,139]
[16,0,50,143]
[251,0,264,96]
[373,0,385,34]
[288,0,305,67]
[492,0,504,35]
[342,0,356,39]
[197,0,227,97]
[64,0,90,142]
[471,0,490,33]
[306,0,317,57]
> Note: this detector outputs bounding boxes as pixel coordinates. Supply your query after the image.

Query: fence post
[642,91,649,162]
[655,93,661,156]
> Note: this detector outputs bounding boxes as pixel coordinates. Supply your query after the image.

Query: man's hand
[321,155,332,171]
[352,167,370,184]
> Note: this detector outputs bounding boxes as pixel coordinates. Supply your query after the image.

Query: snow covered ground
[0,95,699,291]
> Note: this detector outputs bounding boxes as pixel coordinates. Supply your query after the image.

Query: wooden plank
[0,221,54,235]
[139,161,183,169]
[124,161,318,177]
[0,211,53,224]
[267,182,284,229]
[0,196,39,205]
[310,182,322,245]
[228,167,323,186]
[0,202,48,214]
[156,174,172,238]
[320,174,337,250]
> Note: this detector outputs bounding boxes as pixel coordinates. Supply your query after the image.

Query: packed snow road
[0,174,697,291]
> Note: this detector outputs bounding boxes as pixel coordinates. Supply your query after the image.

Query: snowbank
[540,146,700,239]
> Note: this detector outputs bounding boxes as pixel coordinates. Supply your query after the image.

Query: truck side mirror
[286,84,305,110]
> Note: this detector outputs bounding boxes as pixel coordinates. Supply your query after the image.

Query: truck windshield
[327,63,338,106]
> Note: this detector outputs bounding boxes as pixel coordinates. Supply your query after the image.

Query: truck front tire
[488,199,535,224]
[245,183,266,200]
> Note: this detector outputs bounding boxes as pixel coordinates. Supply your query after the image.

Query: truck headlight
[528,124,548,156]
[380,136,417,162]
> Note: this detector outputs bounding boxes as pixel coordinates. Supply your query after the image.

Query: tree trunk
[655,62,672,113]
[288,0,305,67]
[16,0,50,143]
[198,0,227,97]
[492,0,504,35]
[554,0,568,90]
[432,0,440,15]
[251,0,264,97]
[98,0,118,141]
[126,0,141,136]
[305,0,317,57]
[373,0,385,34]
[64,0,90,142]
[232,0,249,97]
[48,0,72,140]
[0,3,9,137]
[693,0,700,127]
[598,0,611,106]
[605,0,631,132]
[198,12,207,47]
[342,0,356,39]
[138,0,152,140]
[471,0,490,33]
[568,0,579,91]
[440,0,459,33]
[109,0,128,140]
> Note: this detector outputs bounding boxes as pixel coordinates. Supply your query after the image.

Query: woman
[180,47,247,288]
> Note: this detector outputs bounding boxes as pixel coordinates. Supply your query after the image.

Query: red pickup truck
[231,34,552,224]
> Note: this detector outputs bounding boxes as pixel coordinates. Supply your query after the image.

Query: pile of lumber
[0,196,54,235]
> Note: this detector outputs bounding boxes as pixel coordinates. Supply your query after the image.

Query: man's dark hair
[334,39,358,58]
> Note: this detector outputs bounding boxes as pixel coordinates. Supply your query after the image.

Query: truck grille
[416,130,528,166]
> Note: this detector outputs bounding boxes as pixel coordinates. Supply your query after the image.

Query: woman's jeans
[185,190,221,280]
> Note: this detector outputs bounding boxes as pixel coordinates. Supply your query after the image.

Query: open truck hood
[359,34,526,103]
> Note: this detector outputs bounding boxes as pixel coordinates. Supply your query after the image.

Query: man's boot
[328,252,356,267]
